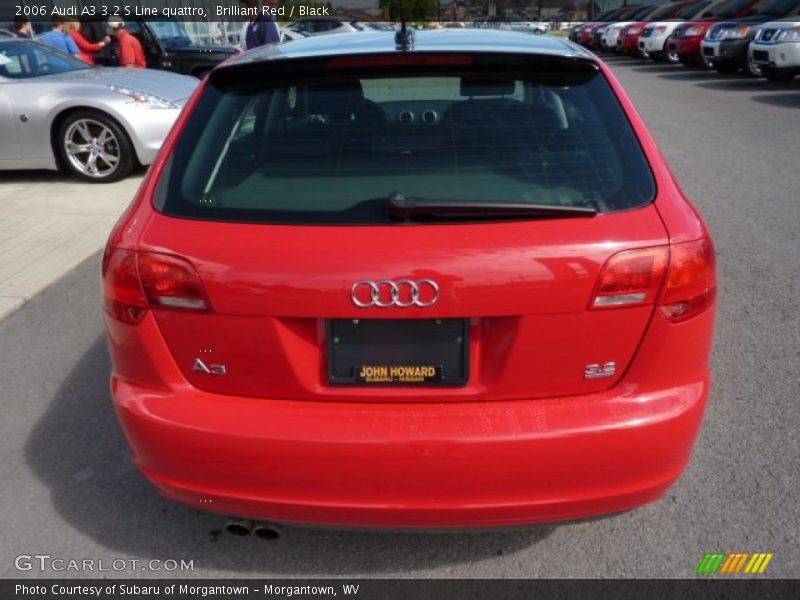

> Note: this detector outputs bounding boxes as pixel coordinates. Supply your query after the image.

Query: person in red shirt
[108,18,146,69]
[65,20,110,65]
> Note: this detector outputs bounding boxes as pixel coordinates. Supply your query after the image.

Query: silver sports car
[0,39,198,182]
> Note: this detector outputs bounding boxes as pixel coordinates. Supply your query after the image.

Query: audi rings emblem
[351,279,440,308]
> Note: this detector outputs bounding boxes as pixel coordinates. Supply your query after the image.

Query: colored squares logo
[697,552,773,574]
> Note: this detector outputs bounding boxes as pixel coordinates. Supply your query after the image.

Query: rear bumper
[108,308,713,529]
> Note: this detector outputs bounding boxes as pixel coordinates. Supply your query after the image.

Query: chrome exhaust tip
[224,519,253,537]
[252,523,282,540]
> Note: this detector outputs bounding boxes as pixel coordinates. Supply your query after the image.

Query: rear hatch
[135,49,667,402]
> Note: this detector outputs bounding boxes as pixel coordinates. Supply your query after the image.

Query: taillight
[590,238,716,323]
[591,246,669,309]
[659,238,716,323]
[102,248,210,325]
[102,247,147,325]
[138,252,209,310]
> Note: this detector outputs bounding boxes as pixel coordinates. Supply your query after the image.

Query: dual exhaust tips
[224,519,281,540]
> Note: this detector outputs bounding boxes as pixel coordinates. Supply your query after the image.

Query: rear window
[155,54,656,224]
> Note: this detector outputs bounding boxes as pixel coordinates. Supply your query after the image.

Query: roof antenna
[395,20,415,50]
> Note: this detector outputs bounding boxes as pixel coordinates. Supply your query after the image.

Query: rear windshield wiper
[387,192,597,222]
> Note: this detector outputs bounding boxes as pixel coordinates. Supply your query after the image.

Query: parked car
[367,23,398,32]
[284,17,371,36]
[620,1,705,57]
[670,0,774,66]
[592,5,651,50]
[570,7,627,44]
[601,4,669,52]
[0,39,197,182]
[701,0,800,74]
[511,21,549,35]
[84,19,236,78]
[580,6,640,47]
[281,29,312,43]
[639,0,727,61]
[569,22,586,42]
[749,16,800,79]
[102,30,716,530]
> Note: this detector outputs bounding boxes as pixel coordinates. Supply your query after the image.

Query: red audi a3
[102,29,716,530]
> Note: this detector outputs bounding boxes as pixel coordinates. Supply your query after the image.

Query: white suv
[639,0,731,63]
[749,17,800,80]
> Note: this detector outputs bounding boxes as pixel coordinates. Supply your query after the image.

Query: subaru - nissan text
[102,30,717,529]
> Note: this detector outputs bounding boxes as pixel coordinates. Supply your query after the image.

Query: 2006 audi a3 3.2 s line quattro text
[102,29,716,529]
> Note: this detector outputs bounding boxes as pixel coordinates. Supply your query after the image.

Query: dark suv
[701,0,800,73]
[83,19,236,78]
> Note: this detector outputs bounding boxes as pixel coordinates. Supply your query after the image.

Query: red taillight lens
[591,246,669,309]
[590,239,716,322]
[659,238,716,323]
[102,247,148,325]
[102,248,209,325]
[138,252,209,311]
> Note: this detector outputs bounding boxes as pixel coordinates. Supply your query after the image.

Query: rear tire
[56,111,135,183]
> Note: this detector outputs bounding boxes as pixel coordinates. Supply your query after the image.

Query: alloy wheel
[63,119,121,179]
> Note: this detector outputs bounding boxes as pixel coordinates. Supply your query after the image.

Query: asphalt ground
[0,56,798,579]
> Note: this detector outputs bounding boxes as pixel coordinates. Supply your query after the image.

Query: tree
[379,0,439,21]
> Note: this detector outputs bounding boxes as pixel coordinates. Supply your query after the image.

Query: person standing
[239,0,281,50]
[39,16,80,56]
[108,18,146,68]
[64,20,110,65]
[238,0,252,52]
[13,16,33,38]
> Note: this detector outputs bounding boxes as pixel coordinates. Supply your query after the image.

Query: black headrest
[306,80,365,117]
[460,76,516,97]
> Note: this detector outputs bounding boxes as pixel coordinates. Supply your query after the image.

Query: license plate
[356,365,442,384]
[327,319,469,386]
[753,50,769,62]
[703,47,714,56]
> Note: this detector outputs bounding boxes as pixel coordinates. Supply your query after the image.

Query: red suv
[620,0,706,56]
[671,0,765,65]
[102,30,716,530]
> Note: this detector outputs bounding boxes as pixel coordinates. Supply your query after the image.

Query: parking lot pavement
[0,59,798,579]
[0,169,142,321]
